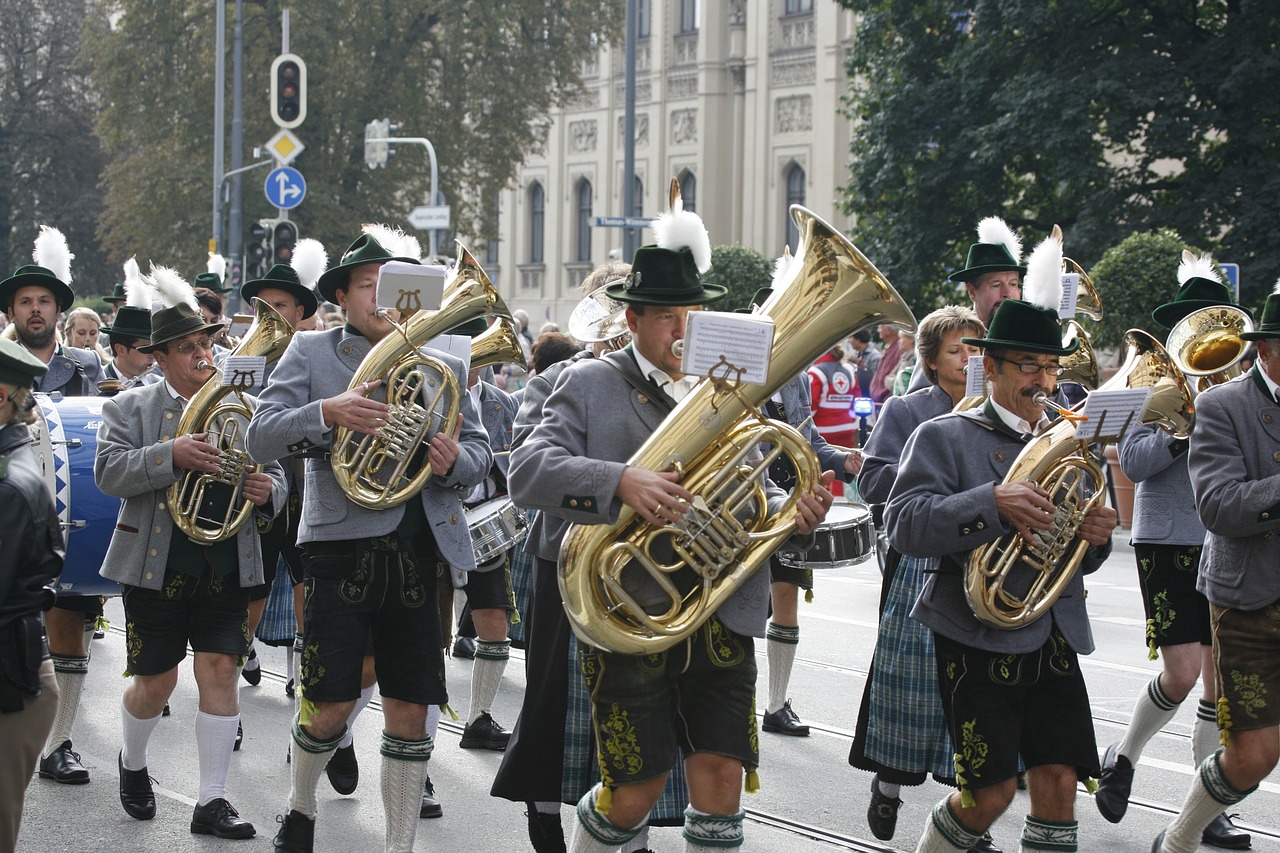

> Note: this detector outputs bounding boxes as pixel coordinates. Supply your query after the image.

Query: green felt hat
[0,265,75,314]
[0,337,49,389]
[317,233,420,304]
[603,246,727,306]
[100,306,153,342]
[240,263,319,320]
[1241,292,1280,341]
[105,281,129,305]
[948,243,1027,283]
[137,304,225,354]
[447,317,490,338]
[1152,277,1249,330]
[961,298,1079,356]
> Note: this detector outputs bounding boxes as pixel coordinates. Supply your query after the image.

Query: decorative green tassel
[744,769,761,794]
[804,589,814,604]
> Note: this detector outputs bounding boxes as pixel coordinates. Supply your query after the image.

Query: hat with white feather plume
[962,225,1078,356]
[137,265,225,353]
[604,177,727,306]
[1151,250,1248,329]
[316,223,422,304]
[949,216,1028,283]
[101,257,154,342]
[241,238,326,320]
[1239,276,1280,341]
[194,253,233,294]
[0,225,77,313]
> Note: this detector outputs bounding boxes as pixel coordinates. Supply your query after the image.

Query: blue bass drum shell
[32,393,123,597]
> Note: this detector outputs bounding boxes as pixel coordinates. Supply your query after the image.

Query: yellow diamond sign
[267,129,305,166]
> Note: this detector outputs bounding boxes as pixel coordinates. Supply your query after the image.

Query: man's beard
[16,322,54,350]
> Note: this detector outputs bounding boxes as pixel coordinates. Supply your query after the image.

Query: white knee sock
[766,622,799,713]
[569,784,644,853]
[684,805,744,852]
[425,703,442,742]
[1118,674,1180,764]
[1192,699,1220,767]
[874,774,902,799]
[45,655,88,754]
[916,798,980,853]
[1019,815,1076,852]
[195,710,240,805]
[469,640,510,723]
[621,825,651,852]
[380,731,432,853]
[120,698,163,771]
[1163,751,1255,853]
[289,719,344,819]
[340,685,375,749]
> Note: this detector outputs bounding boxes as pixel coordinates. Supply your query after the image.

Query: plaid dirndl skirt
[864,554,955,779]
[507,510,537,648]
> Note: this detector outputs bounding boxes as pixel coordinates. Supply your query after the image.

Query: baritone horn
[1166,304,1254,394]
[558,205,916,655]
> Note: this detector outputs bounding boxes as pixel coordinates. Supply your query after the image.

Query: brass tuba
[965,329,1195,629]
[558,206,916,654]
[1166,304,1255,395]
[470,317,529,374]
[331,244,511,510]
[169,297,295,543]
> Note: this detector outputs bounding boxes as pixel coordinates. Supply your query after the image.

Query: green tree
[86,0,621,279]
[838,0,1280,312]
[701,244,774,312]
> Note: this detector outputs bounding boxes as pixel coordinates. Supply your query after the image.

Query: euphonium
[470,317,529,374]
[331,244,511,510]
[559,206,916,655]
[1166,304,1254,395]
[965,329,1194,629]
[169,297,294,543]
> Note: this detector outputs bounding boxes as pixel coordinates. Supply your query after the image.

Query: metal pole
[621,0,638,261]
[212,0,225,253]
[228,0,245,302]
[366,136,439,256]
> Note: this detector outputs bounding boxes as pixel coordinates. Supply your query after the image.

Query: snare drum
[465,497,529,565]
[777,502,875,570]
[32,394,122,597]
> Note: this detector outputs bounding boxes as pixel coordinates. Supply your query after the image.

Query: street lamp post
[365,129,442,259]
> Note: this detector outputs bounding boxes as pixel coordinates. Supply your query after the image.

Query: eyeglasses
[995,357,1065,377]
[173,338,215,356]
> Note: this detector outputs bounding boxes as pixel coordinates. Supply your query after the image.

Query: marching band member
[246,226,491,853]
[508,198,833,853]
[0,338,63,851]
[887,234,1115,853]
[1,227,104,788]
[1152,282,1280,852]
[100,259,159,390]
[850,306,998,853]
[94,268,287,838]
[1099,253,1251,849]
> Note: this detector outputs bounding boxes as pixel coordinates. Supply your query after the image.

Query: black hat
[194,253,233,294]
[0,226,76,314]
[317,226,421,304]
[137,304,225,354]
[104,281,129,305]
[100,306,153,342]
[241,265,319,321]
[446,317,490,338]
[1152,251,1250,330]
[961,230,1076,356]
[0,337,49,389]
[948,216,1027,283]
[604,246,727,306]
[1241,282,1280,341]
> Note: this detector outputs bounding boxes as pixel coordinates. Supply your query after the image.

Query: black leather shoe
[1203,813,1251,850]
[1152,829,1165,853]
[162,703,170,717]
[1096,741,1134,823]
[118,750,156,821]
[241,647,262,686]
[284,677,296,699]
[273,810,315,852]
[526,803,565,853]
[325,742,358,795]
[39,741,90,784]
[452,636,477,659]
[762,700,810,736]
[234,720,243,752]
[191,798,256,839]
[420,771,443,819]
[867,778,902,841]
[968,832,1004,853]
[460,712,511,750]
[1016,771,1027,790]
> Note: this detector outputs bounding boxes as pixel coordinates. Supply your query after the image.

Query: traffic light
[247,220,273,280]
[365,118,390,169]
[273,220,298,264]
[270,54,307,129]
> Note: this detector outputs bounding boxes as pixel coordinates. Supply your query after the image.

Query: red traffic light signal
[273,220,298,264]
[270,54,307,129]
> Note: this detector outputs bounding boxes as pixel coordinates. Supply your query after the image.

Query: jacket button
[165,412,173,420]
[1264,512,1271,520]
[570,499,579,508]
[977,521,985,530]
[450,514,458,524]
[995,452,1005,462]
[1266,413,1275,423]
[343,346,351,355]
[637,394,649,405]
[149,548,158,557]
[158,502,166,511]
[154,526,162,534]
[161,435,170,441]
[962,527,971,535]
[154,456,163,464]
[1273,452,1280,462]
[145,572,153,580]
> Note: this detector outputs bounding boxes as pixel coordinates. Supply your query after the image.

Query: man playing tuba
[884,233,1117,853]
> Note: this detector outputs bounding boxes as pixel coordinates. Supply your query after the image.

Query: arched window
[680,0,699,33]
[528,181,545,264]
[632,175,645,219]
[784,164,805,251]
[576,179,593,263]
[637,0,651,38]
[678,169,697,213]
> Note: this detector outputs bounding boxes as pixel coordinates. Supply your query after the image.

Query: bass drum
[31,393,122,597]
[776,502,875,570]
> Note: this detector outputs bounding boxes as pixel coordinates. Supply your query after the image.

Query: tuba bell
[469,317,529,374]
[1166,304,1254,395]
[331,243,511,510]
[965,329,1195,629]
[558,206,916,655]
[169,297,294,543]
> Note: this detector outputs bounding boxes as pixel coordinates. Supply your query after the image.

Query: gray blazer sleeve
[790,376,852,480]
[1118,422,1185,483]
[1190,384,1280,538]
[857,394,914,504]
[245,334,331,463]
[95,394,178,499]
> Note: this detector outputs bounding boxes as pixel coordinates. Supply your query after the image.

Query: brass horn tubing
[471,318,528,373]
[174,400,256,545]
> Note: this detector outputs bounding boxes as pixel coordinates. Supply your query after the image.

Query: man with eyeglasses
[94,269,287,839]
[885,237,1117,853]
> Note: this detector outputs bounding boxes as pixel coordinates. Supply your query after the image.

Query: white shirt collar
[990,395,1049,437]
[163,379,188,408]
[632,346,695,402]
[1255,365,1280,402]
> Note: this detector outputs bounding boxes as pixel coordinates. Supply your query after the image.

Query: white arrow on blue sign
[265,166,307,210]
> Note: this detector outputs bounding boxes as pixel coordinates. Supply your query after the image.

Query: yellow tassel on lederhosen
[595,785,613,815]
[744,768,761,794]
[1217,695,1233,748]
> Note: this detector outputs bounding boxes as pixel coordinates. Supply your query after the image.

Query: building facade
[488,0,858,327]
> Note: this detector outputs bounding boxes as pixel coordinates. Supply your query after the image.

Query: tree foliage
[838,0,1280,328]
[86,0,620,282]
[701,244,774,313]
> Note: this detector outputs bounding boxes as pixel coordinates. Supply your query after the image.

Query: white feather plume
[33,225,74,284]
[206,252,227,279]
[1272,276,1280,296]
[976,216,1022,264]
[147,265,198,311]
[1021,230,1064,312]
[291,238,328,291]
[770,249,795,290]
[360,223,420,262]
[1177,250,1222,286]
[653,194,712,274]
[123,257,150,309]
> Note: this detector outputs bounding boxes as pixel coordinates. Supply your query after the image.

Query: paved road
[15,537,1280,851]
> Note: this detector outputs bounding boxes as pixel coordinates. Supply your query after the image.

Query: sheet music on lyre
[681,311,775,386]
[1073,388,1151,441]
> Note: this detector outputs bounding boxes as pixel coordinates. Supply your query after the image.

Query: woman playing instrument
[850,306,996,850]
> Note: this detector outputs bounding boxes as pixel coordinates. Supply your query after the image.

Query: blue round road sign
[265,166,307,210]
